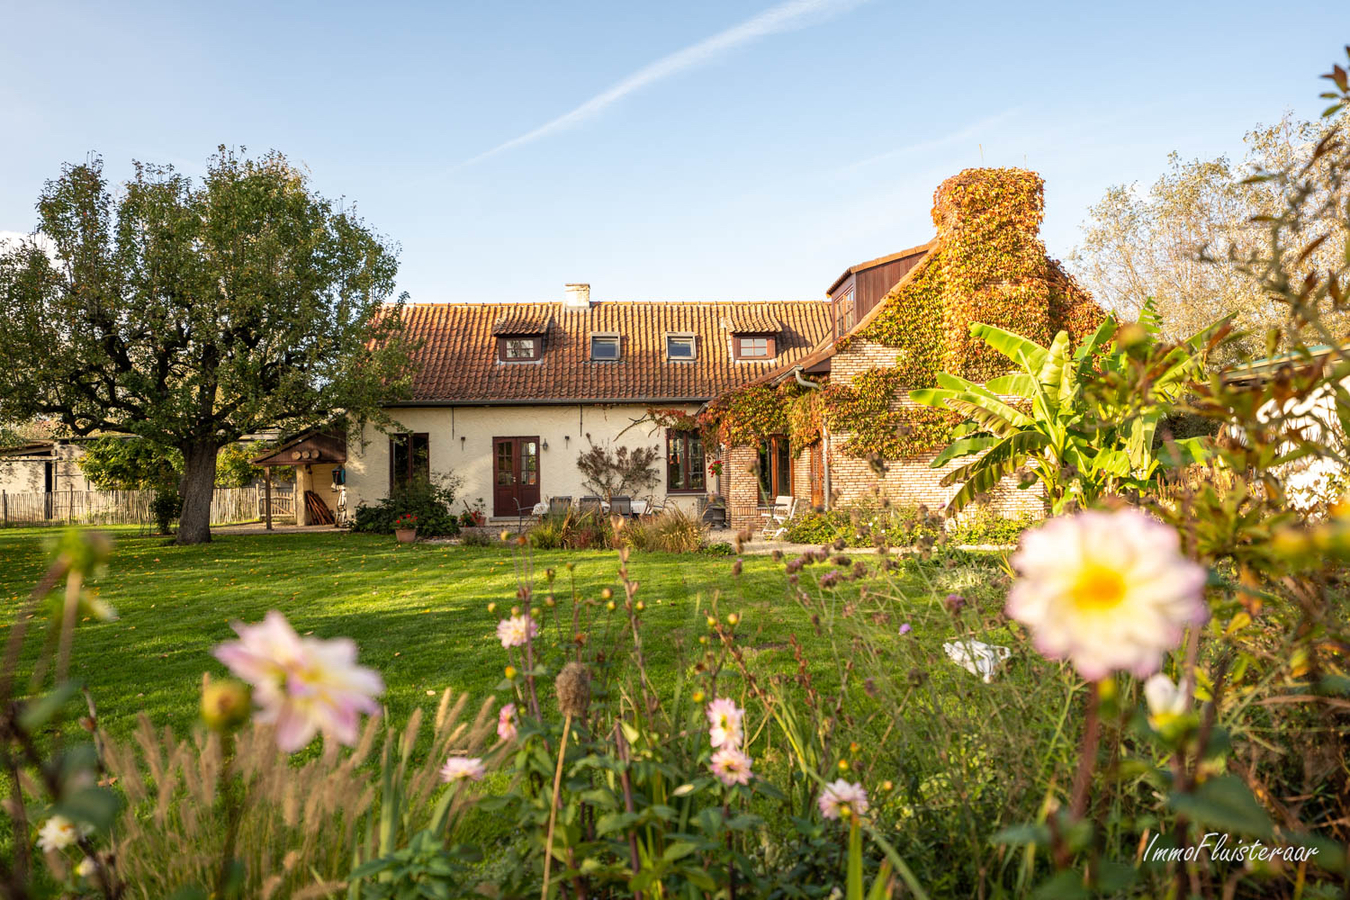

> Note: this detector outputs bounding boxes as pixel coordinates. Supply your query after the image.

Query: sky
[1,1,1346,305]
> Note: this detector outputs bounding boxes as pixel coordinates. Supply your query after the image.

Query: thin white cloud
[835,108,1023,174]
[455,0,872,169]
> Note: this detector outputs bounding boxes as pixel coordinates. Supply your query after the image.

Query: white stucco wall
[345,404,707,519]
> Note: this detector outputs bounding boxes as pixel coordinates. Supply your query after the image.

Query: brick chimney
[564,283,592,308]
[931,168,1052,380]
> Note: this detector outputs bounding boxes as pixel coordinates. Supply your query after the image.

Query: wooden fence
[0,486,296,528]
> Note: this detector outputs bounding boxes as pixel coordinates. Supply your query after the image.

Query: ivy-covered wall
[828,167,1102,461]
[703,167,1102,518]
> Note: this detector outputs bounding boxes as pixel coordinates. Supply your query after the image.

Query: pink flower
[818,779,869,820]
[497,702,518,742]
[213,611,384,752]
[705,698,745,749]
[496,614,539,649]
[710,747,753,786]
[1007,509,1209,680]
[440,755,486,783]
[898,623,912,635]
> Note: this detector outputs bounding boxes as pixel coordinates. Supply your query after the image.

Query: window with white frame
[666,334,696,360]
[590,334,621,361]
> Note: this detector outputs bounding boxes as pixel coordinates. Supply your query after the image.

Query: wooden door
[492,436,541,517]
[809,444,824,508]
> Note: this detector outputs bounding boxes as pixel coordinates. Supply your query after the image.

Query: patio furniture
[609,495,634,517]
[761,495,799,539]
[578,495,603,515]
[548,496,572,516]
[700,496,726,527]
[515,499,541,532]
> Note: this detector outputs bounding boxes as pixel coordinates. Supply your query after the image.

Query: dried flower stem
[1069,682,1101,820]
[541,713,573,900]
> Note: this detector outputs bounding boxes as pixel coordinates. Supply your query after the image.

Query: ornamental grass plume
[212,611,384,752]
[1005,508,1208,679]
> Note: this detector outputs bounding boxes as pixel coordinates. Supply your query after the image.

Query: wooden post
[264,468,273,531]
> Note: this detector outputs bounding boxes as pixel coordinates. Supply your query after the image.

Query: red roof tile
[396,301,833,404]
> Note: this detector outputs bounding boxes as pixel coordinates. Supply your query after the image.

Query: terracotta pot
[394,527,418,544]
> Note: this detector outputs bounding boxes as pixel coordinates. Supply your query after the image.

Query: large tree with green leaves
[0,149,415,543]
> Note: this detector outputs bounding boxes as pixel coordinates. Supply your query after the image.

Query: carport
[251,428,348,529]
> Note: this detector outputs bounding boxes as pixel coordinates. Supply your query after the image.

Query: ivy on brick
[826,168,1102,460]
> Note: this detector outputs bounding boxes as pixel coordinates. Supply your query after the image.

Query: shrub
[526,508,613,550]
[575,441,660,499]
[617,508,705,553]
[351,474,462,536]
[459,529,496,547]
[946,508,1039,545]
[784,505,943,547]
[149,488,182,534]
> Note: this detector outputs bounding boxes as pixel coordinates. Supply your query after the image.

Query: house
[0,439,94,494]
[344,167,1102,531]
[341,287,834,521]
[707,167,1104,528]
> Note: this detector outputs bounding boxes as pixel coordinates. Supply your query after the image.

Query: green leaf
[1031,870,1090,900]
[55,785,122,832]
[930,436,1001,468]
[18,680,81,732]
[970,323,1048,371]
[990,822,1050,847]
[1168,775,1274,839]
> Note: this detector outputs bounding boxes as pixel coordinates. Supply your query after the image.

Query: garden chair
[761,495,799,540]
[548,496,572,516]
[609,495,634,517]
[515,499,542,532]
[578,495,603,516]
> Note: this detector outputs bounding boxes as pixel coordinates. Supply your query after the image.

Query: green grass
[0,527,920,741]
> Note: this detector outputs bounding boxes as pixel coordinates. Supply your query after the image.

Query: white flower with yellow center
[1007,509,1208,680]
[37,815,84,853]
[1143,673,1190,732]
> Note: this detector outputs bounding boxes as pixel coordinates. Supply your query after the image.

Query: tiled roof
[397,301,833,404]
[491,308,553,335]
[725,310,783,334]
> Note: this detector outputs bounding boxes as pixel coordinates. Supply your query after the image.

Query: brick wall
[725,445,761,531]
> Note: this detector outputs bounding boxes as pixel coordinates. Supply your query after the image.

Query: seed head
[555,662,592,718]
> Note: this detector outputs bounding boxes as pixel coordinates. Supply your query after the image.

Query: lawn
[0,527,999,743]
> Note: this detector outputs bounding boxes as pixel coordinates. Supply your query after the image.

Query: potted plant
[462,498,486,526]
[393,512,418,543]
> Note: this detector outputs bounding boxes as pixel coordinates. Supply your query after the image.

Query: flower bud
[504,665,517,679]
[600,587,614,601]
[201,677,252,733]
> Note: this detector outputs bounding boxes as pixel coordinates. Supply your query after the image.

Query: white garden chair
[761,495,799,540]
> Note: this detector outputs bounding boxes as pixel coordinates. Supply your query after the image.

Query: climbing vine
[825,168,1104,459]
[696,382,822,451]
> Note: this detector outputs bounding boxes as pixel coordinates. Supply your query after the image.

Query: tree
[78,436,271,490]
[575,442,660,499]
[0,149,415,543]
[910,309,1220,515]
[1070,113,1349,356]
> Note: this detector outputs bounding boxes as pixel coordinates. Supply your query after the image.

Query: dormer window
[734,335,775,360]
[590,333,621,361]
[498,336,541,362]
[666,334,696,361]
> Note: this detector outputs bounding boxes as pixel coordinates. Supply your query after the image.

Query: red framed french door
[492,436,541,517]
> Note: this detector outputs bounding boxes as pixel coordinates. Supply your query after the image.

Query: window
[756,436,791,505]
[734,335,774,360]
[667,431,706,493]
[390,432,429,493]
[834,288,856,339]
[590,334,621,361]
[666,334,696,360]
[498,336,540,361]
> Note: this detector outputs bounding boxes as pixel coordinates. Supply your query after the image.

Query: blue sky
[2,1,1346,304]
